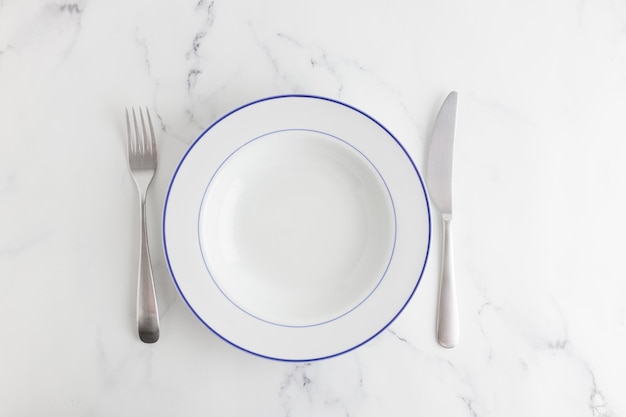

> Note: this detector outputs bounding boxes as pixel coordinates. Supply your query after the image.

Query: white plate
[163,95,431,361]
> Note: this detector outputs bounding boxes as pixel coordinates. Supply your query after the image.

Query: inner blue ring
[196,128,398,328]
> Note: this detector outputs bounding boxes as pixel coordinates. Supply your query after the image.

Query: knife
[427,91,459,348]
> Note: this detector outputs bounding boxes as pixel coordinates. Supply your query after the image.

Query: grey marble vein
[133,29,153,77]
[58,2,82,15]
[460,395,479,417]
[187,67,201,91]
[586,363,612,417]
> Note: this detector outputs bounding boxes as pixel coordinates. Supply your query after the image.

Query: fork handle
[137,196,160,343]
[436,214,458,348]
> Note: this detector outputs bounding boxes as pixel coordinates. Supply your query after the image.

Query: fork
[126,107,160,343]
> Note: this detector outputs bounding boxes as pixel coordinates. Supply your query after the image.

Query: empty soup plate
[163,95,430,361]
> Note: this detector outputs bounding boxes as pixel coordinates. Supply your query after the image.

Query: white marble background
[1,0,625,415]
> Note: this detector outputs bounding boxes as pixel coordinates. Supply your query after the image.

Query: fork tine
[139,107,149,156]
[125,108,132,157]
[145,107,156,156]
[132,107,141,155]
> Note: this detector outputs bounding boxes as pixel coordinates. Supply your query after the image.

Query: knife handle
[436,214,459,348]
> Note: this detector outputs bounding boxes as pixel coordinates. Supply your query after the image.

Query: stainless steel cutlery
[126,107,160,343]
[426,92,459,348]
[122,95,458,349]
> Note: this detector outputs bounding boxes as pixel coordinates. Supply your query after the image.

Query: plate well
[198,129,395,327]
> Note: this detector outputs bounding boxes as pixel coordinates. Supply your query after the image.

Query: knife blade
[426,91,459,348]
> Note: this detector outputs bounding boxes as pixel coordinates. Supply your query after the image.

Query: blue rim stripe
[162,94,431,362]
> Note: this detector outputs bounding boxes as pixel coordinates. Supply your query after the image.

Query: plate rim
[162,94,431,361]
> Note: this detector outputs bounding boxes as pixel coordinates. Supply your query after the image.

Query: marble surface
[1,0,625,415]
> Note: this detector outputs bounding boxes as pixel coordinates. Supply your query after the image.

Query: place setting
[128,93,459,361]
